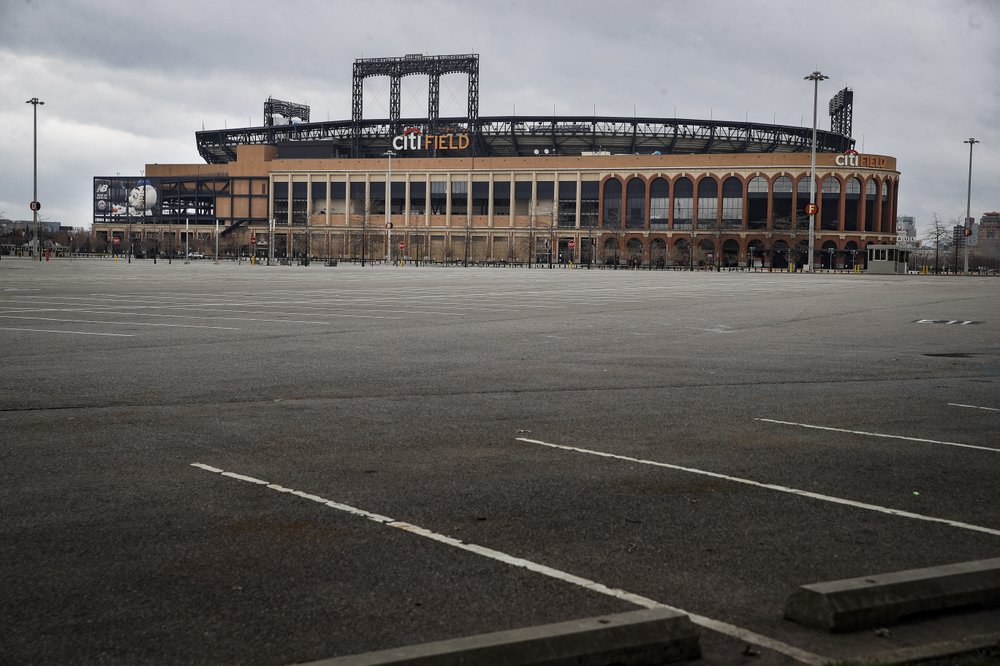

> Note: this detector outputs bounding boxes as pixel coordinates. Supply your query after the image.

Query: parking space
[1,257,998,665]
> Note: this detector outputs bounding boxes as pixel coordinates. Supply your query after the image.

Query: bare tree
[924,214,950,274]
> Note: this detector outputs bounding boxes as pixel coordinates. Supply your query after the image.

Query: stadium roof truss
[195,115,854,164]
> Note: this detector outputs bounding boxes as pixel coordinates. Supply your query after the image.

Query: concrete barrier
[297,607,700,665]
[784,557,1000,632]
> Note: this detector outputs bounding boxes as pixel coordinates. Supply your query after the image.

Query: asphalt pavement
[2,256,998,665]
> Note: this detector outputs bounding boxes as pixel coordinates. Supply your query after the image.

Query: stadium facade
[93,54,899,269]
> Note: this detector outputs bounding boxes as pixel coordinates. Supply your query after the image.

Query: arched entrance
[845,241,860,269]
[626,238,643,267]
[747,239,765,269]
[821,240,838,270]
[795,240,809,269]
[697,239,715,268]
[772,240,790,269]
[603,236,619,266]
[722,239,739,268]
[650,238,667,268]
[674,238,692,269]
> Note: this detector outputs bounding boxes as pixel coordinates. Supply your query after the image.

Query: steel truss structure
[351,53,479,156]
[828,87,853,139]
[196,114,855,164]
[264,97,310,127]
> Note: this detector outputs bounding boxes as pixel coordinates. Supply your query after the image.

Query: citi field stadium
[93,54,899,269]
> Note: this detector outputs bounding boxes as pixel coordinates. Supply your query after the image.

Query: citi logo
[835,149,860,166]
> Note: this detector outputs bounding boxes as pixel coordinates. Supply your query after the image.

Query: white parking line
[189,462,826,665]
[756,418,1000,454]
[514,437,1000,537]
[0,315,239,330]
[0,326,135,337]
[948,403,1000,413]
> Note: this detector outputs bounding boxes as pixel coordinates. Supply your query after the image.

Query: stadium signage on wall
[835,149,888,168]
[392,127,470,152]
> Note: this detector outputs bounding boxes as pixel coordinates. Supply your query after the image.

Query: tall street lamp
[26,97,44,261]
[804,70,828,273]
[384,150,395,264]
[963,137,978,275]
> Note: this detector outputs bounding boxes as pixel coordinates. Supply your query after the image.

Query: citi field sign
[835,149,888,168]
[392,126,470,151]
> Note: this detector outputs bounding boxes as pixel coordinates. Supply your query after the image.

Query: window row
[272,173,897,234]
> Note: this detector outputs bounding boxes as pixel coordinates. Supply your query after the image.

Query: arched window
[821,177,840,231]
[772,176,792,231]
[748,176,768,230]
[673,177,693,229]
[722,177,743,229]
[864,179,877,232]
[844,177,861,232]
[626,178,646,229]
[697,178,718,229]
[602,178,622,228]
[650,178,669,229]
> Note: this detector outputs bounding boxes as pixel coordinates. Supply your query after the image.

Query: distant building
[0,219,62,233]
[896,215,917,246]
[980,211,1000,242]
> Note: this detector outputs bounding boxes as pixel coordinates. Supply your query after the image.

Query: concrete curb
[784,557,1000,632]
[294,607,701,665]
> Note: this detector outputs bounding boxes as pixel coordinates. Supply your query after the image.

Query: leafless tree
[924,214,951,274]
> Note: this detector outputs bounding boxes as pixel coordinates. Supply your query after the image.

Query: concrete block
[297,607,700,665]
[784,557,1000,632]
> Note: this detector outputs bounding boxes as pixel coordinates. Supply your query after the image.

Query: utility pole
[26,97,44,261]
[804,71,829,273]
[963,138,979,274]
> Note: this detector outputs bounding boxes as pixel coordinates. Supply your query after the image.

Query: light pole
[26,97,44,261]
[963,138,978,275]
[804,70,829,273]
[384,150,395,264]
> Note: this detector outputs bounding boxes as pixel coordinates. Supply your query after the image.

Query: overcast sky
[1,0,997,236]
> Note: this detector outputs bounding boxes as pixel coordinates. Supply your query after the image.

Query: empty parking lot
[2,258,998,665]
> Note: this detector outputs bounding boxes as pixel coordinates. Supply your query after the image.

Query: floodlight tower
[26,97,44,261]
[963,137,978,274]
[804,71,829,272]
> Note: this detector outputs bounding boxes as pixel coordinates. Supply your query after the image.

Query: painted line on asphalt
[0,326,135,337]
[4,297,398,321]
[189,462,826,665]
[756,418,1000,454]
[62,309,338,326]
[948,403,1000,413]
[514,437,1000,538]
[0,315,240,330]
